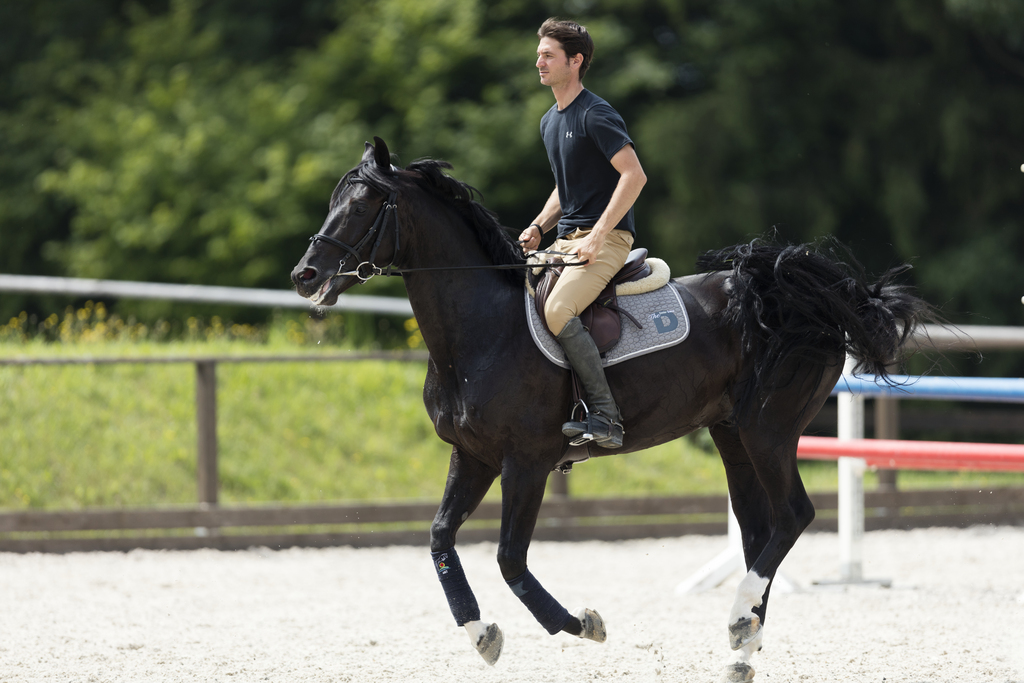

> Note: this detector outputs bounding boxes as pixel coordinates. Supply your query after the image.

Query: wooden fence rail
[2,488,1022,553]
[3,350,1024,554]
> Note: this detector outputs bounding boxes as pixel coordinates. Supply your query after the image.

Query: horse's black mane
[335,156,526,285]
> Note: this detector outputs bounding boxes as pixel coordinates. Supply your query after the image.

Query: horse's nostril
[300,267,317,281]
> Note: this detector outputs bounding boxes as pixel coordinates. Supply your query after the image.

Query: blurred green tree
[633,0,1024,330]
[32,1,363,289]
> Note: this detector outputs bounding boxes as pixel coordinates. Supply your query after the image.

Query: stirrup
[562,402,623,448]
[562,400,593,446]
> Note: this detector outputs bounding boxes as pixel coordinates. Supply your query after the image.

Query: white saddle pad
[525,279,691,368]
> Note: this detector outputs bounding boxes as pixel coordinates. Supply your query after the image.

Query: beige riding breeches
[543,228,635,336]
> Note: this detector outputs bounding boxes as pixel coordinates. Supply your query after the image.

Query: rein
[354,249,586,278]
[309,183,585,283]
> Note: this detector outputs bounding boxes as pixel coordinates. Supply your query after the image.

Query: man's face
[536,37,579,88]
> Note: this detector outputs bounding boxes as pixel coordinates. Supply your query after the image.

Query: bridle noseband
[309,187,400,283]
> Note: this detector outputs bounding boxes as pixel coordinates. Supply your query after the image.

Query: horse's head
[293,137,527,306]
[291,137,400,306]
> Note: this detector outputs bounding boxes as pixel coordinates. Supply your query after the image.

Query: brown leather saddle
[534,248,650,353]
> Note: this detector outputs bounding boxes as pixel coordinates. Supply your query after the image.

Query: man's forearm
[531,188,563,232]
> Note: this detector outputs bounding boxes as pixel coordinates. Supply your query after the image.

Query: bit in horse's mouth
[310,276,336,306]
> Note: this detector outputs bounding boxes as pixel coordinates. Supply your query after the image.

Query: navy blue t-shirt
[540,89,635,238]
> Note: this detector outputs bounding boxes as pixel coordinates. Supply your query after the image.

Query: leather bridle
[309,186,400,283]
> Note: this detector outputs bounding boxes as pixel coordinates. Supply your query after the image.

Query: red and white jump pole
[798,437,1024,471]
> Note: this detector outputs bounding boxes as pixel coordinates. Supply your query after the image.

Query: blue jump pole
[832,375,1024,403]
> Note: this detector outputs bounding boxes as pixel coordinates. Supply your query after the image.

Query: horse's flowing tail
[697,237,934,422]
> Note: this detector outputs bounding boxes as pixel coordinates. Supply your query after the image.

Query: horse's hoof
[576,608,607,643]
[728,615,761,650]
[474,622,503,666]
[722,662,755,683]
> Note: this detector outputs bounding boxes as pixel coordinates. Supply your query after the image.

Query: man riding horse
[519,18,647,449]
[291,19,932,682]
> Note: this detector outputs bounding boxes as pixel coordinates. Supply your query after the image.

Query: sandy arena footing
[1,526,1022,682]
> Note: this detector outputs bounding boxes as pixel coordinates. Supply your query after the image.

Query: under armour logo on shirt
[565,131,573,138]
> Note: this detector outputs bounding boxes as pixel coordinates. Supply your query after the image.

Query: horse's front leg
[496,456,607,643]
[429,446,502,665]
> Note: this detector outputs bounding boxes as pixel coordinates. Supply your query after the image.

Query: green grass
[0,341,453,509]
[3,336,1023,511]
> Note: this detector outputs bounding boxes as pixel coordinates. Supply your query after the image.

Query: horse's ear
[372,136,391,169]
[362,141,375,162]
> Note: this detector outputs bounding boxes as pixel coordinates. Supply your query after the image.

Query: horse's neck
[400,207,524,366]
[405,269,523,362]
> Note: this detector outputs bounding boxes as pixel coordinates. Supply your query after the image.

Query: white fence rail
[4,274,1024,349]
[0,274,413,317]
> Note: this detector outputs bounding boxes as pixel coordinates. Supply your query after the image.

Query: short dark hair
[538,18,594,80]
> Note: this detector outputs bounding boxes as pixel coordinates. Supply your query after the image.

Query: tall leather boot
[556,317,623,448]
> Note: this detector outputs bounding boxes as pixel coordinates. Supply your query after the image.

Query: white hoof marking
[575,608,607,643]
[728,571,769,649]
[725,610,764,680]
[728,616,760,650]
[464,620,503,666]
[722,661,755,683]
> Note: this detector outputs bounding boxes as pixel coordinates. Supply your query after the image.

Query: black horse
[291,138,929,682]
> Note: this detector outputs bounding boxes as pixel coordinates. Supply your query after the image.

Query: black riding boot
[555,316,623,448]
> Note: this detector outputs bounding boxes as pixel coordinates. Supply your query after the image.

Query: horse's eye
[353,202,368,215]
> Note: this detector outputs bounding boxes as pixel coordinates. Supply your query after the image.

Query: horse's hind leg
[429,446,501,664]
[497,456,607,643]
[710,424,774,681]
[710,422,815,683]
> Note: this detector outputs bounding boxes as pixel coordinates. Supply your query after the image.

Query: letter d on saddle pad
[652,310,678,334]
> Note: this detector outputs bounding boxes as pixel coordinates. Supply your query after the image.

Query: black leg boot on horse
[556,316,623,448]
